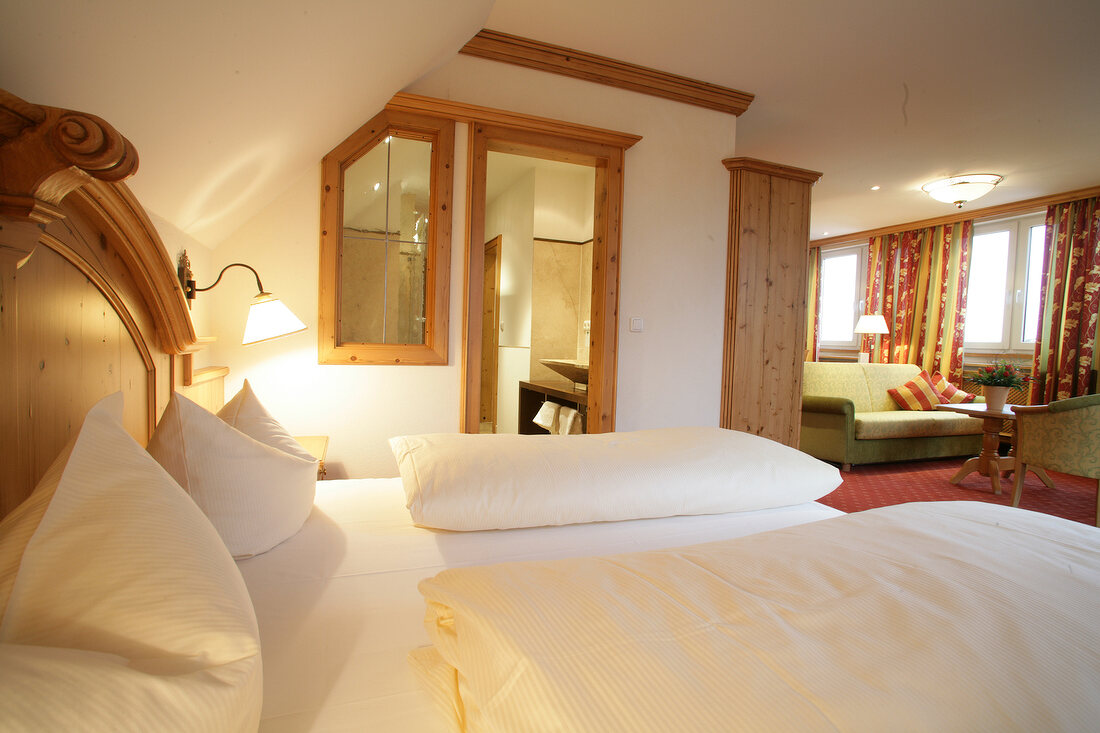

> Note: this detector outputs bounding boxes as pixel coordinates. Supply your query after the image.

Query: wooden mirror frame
[319,109,454,365]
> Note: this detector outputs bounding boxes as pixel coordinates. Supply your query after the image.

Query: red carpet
[818,457,1098,526]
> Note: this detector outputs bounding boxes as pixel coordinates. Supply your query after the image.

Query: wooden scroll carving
[0,88,138,224]
[0,87,195,354]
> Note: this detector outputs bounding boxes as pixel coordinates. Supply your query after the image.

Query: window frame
[963,213,1046,354]
[318,109,454,365]
[817,242,869,350]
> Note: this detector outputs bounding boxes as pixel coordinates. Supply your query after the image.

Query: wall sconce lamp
[177,250,307,345]
[854,314,889,364]
[921,174,1003,209]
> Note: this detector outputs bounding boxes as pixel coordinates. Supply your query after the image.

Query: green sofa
[800,362,984,470]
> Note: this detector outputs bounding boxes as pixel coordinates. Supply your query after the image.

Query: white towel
[558,406,583,435]
[533,401,561,433]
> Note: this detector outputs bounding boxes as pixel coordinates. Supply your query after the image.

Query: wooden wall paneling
[765,176,811,444]
[726,170,769,435]
[720,158,821,447]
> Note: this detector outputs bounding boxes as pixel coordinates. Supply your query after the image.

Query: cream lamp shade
[853,314,889,364]
[854,314,890,335]
[921,174,1003,208]
[243,293,308,345]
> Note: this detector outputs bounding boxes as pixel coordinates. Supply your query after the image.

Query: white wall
[486,168,535,349]
[205,128,469,479]
[209,56,736,478]
[410,56,737,434]
[534,162,594,242]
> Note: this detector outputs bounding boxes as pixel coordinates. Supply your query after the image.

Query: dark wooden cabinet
[518,380,588,434]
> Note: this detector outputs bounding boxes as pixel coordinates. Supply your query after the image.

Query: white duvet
[414,502,1100,732]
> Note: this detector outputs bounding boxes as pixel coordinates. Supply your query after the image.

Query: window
[818,244,868,348]
[963,214,1046,352]
[319,108,454,365]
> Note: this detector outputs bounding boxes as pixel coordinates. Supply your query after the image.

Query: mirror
[319,109,453,365]
[341,136,431,344]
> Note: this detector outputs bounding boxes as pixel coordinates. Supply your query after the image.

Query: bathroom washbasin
[539,359,589,385]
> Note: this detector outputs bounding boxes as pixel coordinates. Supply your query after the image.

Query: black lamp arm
[178,249,267,306]
[192,262,266,297]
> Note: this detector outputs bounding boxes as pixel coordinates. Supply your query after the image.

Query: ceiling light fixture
[921,174,1003,209]
[871,185,880,191]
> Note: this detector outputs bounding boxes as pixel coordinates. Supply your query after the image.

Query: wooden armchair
[1012,394,1100,526]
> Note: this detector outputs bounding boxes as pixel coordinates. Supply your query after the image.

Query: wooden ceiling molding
[459,29,755,116]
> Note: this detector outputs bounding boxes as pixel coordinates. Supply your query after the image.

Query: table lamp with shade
[854,314,889,363]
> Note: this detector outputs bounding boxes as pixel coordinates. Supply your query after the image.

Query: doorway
[477,154,595,434]
[461,119,636,435]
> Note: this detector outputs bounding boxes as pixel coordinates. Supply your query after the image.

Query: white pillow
[218,379,316,463]
[390,427,842,531]
[0,393,261,731]
[147,388,316,558]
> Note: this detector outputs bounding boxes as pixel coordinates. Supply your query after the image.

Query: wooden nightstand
[294,435,329,479]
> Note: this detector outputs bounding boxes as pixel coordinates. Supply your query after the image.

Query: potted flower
[970,360,1030,412]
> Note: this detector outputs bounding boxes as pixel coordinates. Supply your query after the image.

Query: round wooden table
[935,402,1053,495]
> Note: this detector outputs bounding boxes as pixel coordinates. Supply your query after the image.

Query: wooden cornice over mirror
[319,108,454,365]
[460,30,755,116]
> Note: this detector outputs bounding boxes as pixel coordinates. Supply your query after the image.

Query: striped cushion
[887,371,945,411]
[930,372,975,403]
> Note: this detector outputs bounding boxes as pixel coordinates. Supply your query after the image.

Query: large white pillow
[147,387,317,558]
[0,393,262,731]
[390,427,842,531]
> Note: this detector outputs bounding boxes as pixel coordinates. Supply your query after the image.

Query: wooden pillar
[720,158,822,447]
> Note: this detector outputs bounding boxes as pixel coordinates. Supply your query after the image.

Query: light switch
[629,317,644,332]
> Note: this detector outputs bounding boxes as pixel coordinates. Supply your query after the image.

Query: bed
[2,90,1100,733]
[240,478,841,731]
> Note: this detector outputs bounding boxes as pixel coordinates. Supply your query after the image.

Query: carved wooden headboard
[0,88,198,517]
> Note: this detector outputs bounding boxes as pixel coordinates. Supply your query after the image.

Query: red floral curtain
[865,222,972,381]
[805,247,821,361]
[1030,196,1100,402]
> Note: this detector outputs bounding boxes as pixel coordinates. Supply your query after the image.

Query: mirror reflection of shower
[479,152,595,434]
[340,136,432,345]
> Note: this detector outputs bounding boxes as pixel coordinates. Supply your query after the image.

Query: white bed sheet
[237,478,842,732]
